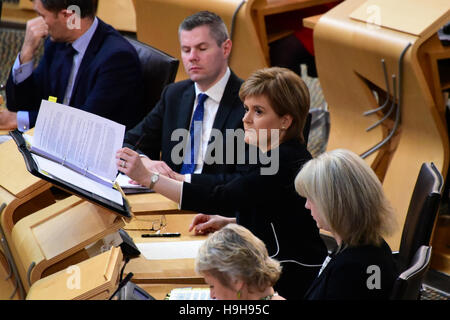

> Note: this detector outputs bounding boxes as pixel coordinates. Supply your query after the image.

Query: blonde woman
[295,149,398,300]
[196,224,285,300]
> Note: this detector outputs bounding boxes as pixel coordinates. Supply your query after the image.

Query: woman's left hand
[116,147,151,187]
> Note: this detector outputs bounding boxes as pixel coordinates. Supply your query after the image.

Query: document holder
[26,246,124,300]
[9,129,132,221]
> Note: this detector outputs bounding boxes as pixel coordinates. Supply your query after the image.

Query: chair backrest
[307,108,330,157]
[303,112,312,146]
[390,245,432,300]
[126,37,179,114]
[397,162,443,272]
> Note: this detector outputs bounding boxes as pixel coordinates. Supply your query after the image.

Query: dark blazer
[181,139,328,300]
[124,70,248,181]
[305,240,398,300]
[6,19,145,130]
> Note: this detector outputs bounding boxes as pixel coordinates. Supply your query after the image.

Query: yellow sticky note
[48,96,57,103]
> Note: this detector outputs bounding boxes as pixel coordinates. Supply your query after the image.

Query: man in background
[1,0,145,131]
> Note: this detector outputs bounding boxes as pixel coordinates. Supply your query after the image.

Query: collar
[71,17,99,54]
[194,67,231,103]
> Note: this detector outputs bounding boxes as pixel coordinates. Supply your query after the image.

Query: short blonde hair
[294,149,397,247]
[195,224,281,292]
[239,67,310,143]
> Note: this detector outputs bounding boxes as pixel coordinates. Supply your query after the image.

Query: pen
[141,233,181,238]
[132,133,146,151]
[116,133,147,177]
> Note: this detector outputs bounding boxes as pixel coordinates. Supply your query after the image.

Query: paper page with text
[32,100,125,182]
[32,153,123,206]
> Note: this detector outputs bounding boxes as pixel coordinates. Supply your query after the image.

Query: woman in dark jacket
[116,67,327,299]
[295,149,399,299]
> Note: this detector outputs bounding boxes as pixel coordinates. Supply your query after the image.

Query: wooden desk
[127,192,181,215]
[124,214,206,284]
[251,0,338,64]
[303,13,323,29]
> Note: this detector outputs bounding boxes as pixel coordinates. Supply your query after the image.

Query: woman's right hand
[188,214,236,235]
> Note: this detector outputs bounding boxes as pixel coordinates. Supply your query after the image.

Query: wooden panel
[134,0,267,81]
[26,247,123,300]
[314,0,450,251]
[19,0,33,10]
[0,249,20,300]
[350,0,450,37]
[97,0,136,32]
[127,192,179,214]
[0,137,46,198]
[31,201,119,260]
[11,196,125,289]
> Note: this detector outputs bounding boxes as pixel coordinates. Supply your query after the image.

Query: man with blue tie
[121,11,247,186]
[1,0,145,131]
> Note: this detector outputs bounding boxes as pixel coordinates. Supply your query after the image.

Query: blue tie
[180,93,208,174]
[57,44,77,103]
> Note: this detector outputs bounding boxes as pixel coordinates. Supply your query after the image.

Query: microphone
[109,272,134,300]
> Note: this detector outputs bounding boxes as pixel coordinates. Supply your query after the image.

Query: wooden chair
[314,0,450,252]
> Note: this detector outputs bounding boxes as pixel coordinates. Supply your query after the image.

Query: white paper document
[32,100,125,183]
[115,173,147,189]
[136,240,205,260]
[32,154,123,206]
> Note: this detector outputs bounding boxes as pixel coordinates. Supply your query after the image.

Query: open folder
[10,100,132,219]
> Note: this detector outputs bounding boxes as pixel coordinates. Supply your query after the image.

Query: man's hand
[0,109,18,130]
[20,17,48,64]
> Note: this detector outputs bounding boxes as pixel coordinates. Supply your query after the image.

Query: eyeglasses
[124,215,167,233]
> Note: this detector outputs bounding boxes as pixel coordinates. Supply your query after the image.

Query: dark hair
[35,0,98,18]
[239,67,310,143]
[178,11,229,46]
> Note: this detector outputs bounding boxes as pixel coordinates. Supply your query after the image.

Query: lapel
[177,83,196,130]
[69,19,108,105]
[304,253,335,299]
[211,71,241,131]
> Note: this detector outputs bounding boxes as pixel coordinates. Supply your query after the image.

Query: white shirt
[184,67,231,182]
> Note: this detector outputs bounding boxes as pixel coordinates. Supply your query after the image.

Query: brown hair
[239,67,310,143]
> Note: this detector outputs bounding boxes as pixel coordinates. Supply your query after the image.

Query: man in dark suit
[1,0,144,131]
[122,11,246,185]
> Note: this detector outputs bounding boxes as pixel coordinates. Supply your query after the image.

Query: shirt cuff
[184,174,192,183]
[17,111,30,132]
[178,182,185,210]
[12,54,34,84]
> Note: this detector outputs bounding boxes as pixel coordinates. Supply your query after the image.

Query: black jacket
[305,240,398,300]
[124,70,247,182]
[6,19,145,130]
[182,139,328,299]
